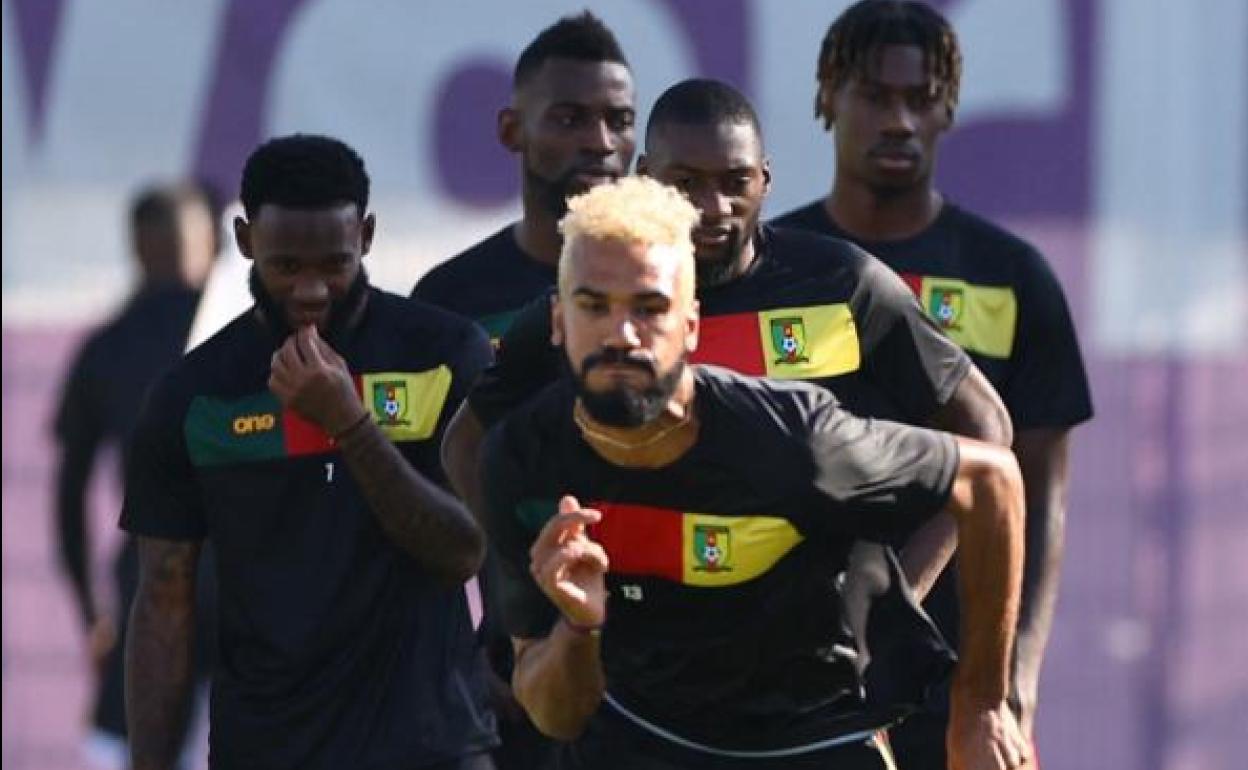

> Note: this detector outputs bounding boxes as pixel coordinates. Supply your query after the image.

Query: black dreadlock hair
[814,0,961,129]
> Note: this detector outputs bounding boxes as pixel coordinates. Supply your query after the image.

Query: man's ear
[761,157,773,196]
[816,80,837,128]
[498,106,522,153]
[550,294,565,347]
[233,216,253,261]
[685,299,700,356]
[360,213,376,256]
[635,153,650,176]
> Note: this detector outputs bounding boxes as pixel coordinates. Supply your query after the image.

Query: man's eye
[608,112,635,131]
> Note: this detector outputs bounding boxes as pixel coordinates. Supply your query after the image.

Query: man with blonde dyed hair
[557,175,699,308]
[481,176,1030,769]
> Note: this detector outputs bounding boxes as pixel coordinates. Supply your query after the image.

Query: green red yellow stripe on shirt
[184,367,452,467]
[899,273,1017,358]
[517,499,804,588]
[694,304,860,379]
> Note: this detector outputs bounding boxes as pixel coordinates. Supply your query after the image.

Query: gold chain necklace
[572,401,693,451]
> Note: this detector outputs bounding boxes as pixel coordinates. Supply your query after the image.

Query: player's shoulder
[942,204,1067,294]
[414,226,516,293]
[490,378,573,460]
[372,288,492,355]
[943,204,1043,263]
[697,365,838,435]
[769,199,828,232]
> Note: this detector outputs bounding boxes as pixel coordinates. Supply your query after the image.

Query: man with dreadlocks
[773,2,1094,768]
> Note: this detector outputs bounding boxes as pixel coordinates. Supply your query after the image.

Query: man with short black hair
[458,78,1011,600]
[414,16,636,767]
[412,11,635,342]
[773,3,1094,766]
[122,134,498,770]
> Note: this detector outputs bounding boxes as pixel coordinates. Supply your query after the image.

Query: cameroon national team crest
[371,380,411,427]
[769,317,810,365]
[692,524,732,573]
[928,286,965,330]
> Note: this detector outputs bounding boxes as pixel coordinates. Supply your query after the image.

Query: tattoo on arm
[336,419,485,582]
[126,537,200,770]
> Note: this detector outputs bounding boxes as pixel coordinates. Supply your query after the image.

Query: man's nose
[292,276,329,304]
[582,117,615,155]
[604,307,641,347]
[881,97,916,137]
[692,187,732,221]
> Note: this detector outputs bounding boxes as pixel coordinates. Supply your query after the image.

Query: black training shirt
[412,224,556,344]
[772,201,1093,430]
[121,288,497,769]
[483,366,958,760]
[469,225,970,429]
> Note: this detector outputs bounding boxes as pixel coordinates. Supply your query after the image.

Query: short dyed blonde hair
[557,176,699,303]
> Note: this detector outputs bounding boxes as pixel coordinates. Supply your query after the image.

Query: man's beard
[249,266,369,343]
[525,165,599,219]
[695,225,749,288]
[573,348,686,428]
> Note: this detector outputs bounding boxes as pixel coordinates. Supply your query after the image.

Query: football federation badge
[769,317,810,365]
[692,524,732,573]
[928,285,965,330]
[372,380,410,427]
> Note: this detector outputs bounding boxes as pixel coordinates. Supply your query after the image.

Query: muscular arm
[126,536,200,770]
[944,437,1028,768]
[505,500,609,739]
[511,625,605,739]
[269,325,486,582]
[903,366,1013,598]
[1009,427,1071,735]
[54,431,102,628]
[336,415,485,582]
[441,402,487,519]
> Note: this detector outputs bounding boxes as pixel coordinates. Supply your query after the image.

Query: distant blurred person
[52,182,220,768]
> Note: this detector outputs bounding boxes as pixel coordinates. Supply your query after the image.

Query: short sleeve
[480,420,560,640]
[442,321,494,424]
[120,374,207,540]
[807,398,959,542]
[1003,252,1094,429]
[852,252,971,422]
[468,292,562,429]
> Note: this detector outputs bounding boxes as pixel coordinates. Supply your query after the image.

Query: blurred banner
[3,2,1246,769]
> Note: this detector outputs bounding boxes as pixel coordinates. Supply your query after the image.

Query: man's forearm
[337,418,485,582]
[949,440,1025,705]
[55,447,97,626]
[440,403,487,519]
[127,540,198,770]
[1010,428,1071,726]
[512,623,605,740]
[902,370,1014,597]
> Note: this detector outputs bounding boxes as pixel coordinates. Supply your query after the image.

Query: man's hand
[529,496,608,628]
[87,615,117,678]
[947,697,1030,770]
[269,325,366,435]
